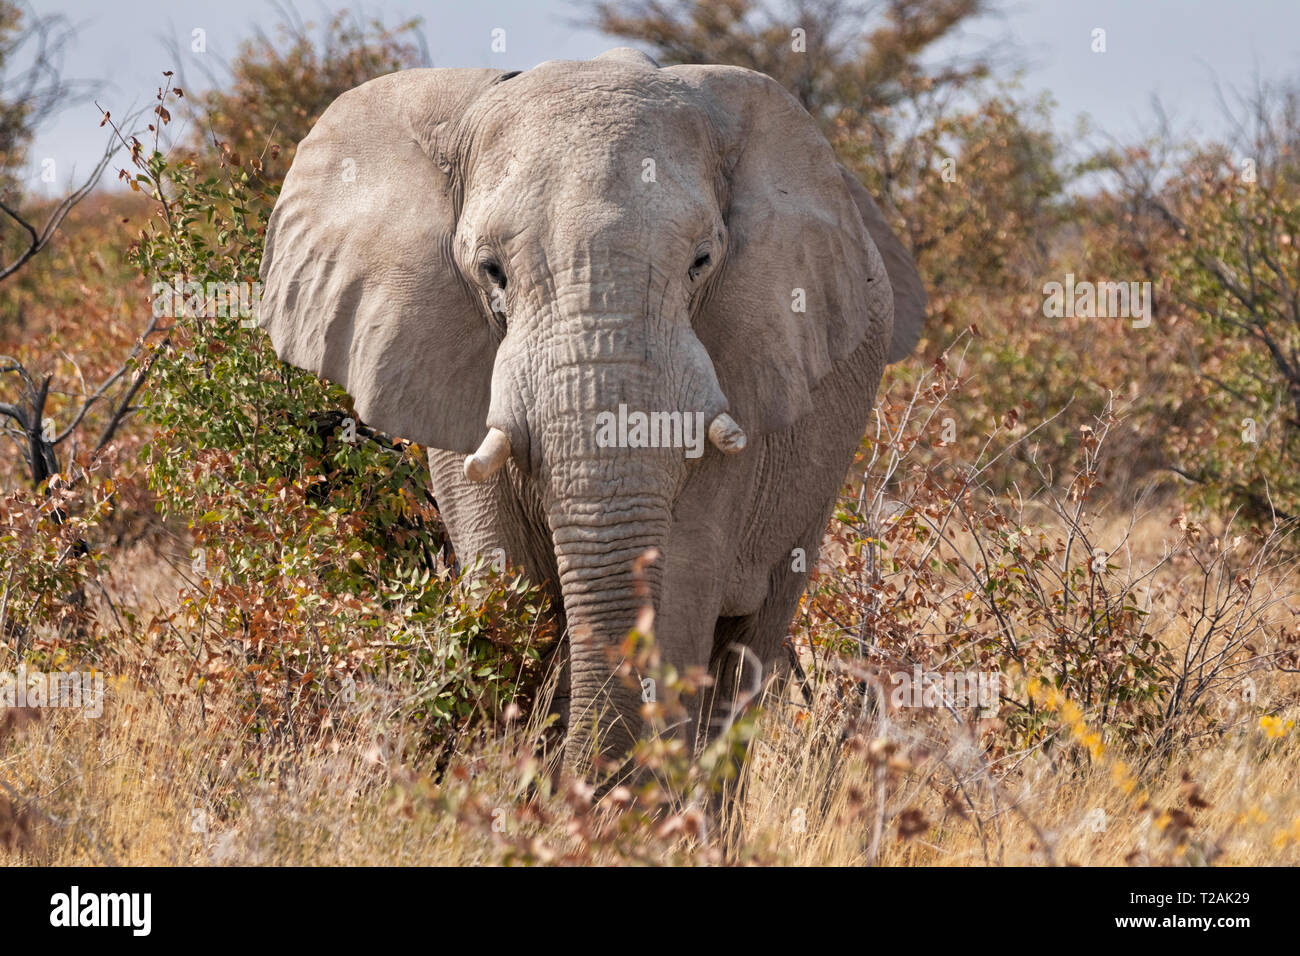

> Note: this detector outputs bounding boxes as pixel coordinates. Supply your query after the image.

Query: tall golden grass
[2,498,1297,866]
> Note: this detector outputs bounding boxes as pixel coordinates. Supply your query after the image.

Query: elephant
[257,47,925,774]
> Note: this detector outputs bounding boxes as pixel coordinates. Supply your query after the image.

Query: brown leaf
[1179,772,1212,810]
[896,807,929,840]
[0,794,33,852]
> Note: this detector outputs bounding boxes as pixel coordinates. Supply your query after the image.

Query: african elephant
[257,47,925,773]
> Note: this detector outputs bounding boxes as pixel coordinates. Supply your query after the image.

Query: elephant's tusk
[708,413,747,454]
[464,428,512,481]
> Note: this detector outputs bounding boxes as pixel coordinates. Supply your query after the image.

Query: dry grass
[1,663,1296,866]
[730,669,1300,866]
[3,509,1298,867]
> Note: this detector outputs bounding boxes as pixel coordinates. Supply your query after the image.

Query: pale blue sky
[16,0,1300,196]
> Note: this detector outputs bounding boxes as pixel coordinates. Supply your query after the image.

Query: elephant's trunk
[534,344,714,774]
[549,485,669,772]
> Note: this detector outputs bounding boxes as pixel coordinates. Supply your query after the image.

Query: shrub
[799,344,1297,766]
[119,77,553,754]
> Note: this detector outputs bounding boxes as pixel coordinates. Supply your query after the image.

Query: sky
[15,0,1300,197]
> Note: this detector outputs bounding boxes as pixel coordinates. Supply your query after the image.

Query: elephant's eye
[688,250,711,281]
[480,258,507,289]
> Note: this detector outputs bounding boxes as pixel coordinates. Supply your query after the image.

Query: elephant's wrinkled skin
[257,48,925,773]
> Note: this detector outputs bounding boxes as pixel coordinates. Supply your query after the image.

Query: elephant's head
[258,48,924,763]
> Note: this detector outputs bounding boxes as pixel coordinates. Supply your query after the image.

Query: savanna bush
[798,348,1295,768]
[121,77,553,754]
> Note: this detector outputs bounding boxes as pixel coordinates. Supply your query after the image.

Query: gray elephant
[257,47,924,773]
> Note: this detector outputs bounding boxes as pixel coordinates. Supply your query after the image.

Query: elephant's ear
[259,68,505,454]
[667,65,922,435]
[838,167,926,363]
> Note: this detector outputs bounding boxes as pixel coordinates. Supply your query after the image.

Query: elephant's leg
[703,513,828,747]
[703,586,795,745]
[425,449,570,724]
[426,449,555,581]
[694,561,812,847]
[652,505,729,754]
